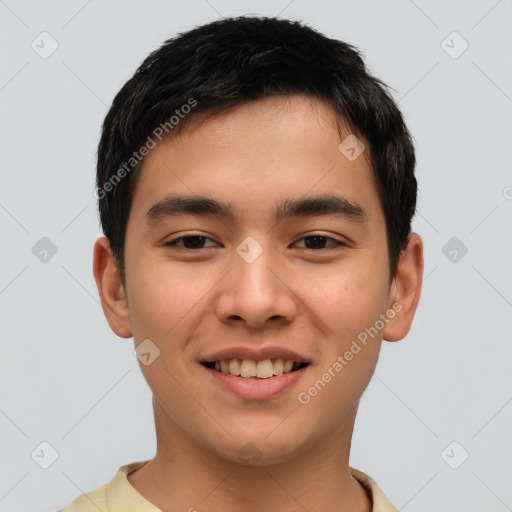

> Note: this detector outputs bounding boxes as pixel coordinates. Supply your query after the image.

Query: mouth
[202,359,311,379]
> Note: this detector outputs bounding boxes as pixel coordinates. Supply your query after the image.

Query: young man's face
[96,94,422,465]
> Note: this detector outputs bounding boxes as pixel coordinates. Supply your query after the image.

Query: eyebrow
[145,193,367,225]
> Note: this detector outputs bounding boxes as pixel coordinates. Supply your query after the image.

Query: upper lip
[201,346,310,363]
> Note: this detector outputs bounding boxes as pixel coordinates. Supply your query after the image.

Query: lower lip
[203,364,309,400]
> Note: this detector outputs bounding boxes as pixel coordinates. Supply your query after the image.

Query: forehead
[128,94,382,229]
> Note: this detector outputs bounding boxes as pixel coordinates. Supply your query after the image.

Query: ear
[382,232,424,342]
[92,237,133,338]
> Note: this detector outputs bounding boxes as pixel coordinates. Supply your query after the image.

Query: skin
[93,94,423,512]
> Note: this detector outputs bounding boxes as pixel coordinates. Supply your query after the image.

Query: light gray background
[1,1,511,511]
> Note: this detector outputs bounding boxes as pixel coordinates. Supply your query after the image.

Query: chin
[206,426,312,468]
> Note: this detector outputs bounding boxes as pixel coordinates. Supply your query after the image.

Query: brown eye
[294,235,346,250]
[165,236,218,249]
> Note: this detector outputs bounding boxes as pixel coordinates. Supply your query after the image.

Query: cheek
[127,256,209,341]
[126,262,210,418]
[294,266,386,426]
[301,257,389,341]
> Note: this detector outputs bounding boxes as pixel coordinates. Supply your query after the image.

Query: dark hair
[97,15,416,287]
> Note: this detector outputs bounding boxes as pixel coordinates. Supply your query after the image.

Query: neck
[127,398,371,512]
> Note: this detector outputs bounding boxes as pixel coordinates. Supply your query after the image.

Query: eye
[293,234,346,250]
[165,235,219,249]
[164,234,346,251]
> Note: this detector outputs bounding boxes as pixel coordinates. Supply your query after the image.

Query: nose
[214,242,298,330]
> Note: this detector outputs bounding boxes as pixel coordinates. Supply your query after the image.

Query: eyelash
[164,234,347,251]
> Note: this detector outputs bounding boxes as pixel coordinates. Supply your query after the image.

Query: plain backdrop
[1,1,511,511]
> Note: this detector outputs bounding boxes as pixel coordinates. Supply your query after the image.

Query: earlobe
[92,237,133,339]
[382,232,424,342]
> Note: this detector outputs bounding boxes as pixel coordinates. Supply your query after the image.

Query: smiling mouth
[202,358,310,379]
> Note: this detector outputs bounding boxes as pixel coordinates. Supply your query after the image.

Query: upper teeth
[213,359,299,379]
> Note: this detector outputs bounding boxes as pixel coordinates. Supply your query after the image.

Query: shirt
[58,460,398,512]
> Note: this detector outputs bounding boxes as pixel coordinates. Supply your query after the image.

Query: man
[60,15,423,512]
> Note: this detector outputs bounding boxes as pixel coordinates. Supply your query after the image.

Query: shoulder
[56,460,152,512]
[57,483,108,512]
[350,467,398,512]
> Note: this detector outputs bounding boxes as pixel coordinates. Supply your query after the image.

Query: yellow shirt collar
[105,460,398,512]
